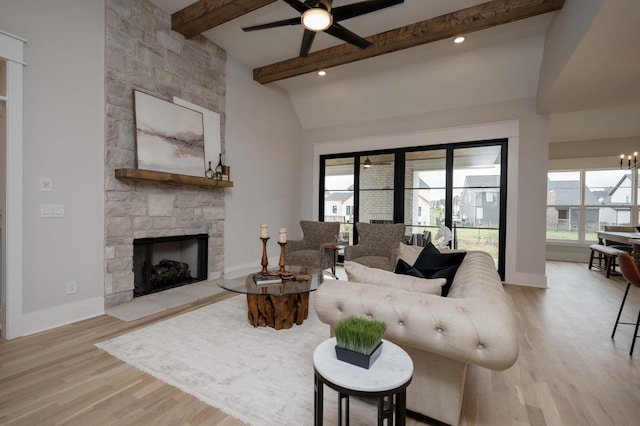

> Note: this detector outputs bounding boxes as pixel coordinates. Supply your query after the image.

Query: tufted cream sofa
[314,251,519,425]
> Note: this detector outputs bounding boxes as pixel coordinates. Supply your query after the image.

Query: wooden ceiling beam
[253,0,565,84]
[172,0,278,39]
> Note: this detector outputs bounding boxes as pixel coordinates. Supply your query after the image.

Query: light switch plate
[40,177,53,191]
[40,204,64,218]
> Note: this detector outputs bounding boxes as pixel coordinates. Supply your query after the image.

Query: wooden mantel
[115,168,233,188]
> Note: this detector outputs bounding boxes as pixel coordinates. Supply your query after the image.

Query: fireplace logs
[150,259,191,286]
[135,259,193,296]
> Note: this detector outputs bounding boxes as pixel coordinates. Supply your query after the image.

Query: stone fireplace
[104,185,225,307]
[104,0,227,307]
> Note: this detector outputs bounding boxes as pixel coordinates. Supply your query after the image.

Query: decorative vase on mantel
[334,316,387,369]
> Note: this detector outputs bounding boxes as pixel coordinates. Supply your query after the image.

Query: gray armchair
[344,222,406,271]
[286,221,341,271]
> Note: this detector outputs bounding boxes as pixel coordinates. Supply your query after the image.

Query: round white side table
[313,337,413,425]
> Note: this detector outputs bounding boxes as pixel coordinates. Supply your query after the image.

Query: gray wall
[0,0,303,335]
[0,0,106,333]
[224,56,303,272]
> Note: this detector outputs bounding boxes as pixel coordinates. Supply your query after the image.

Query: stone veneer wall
[104,0,226,307]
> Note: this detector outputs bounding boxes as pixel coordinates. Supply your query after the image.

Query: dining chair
[611,252,640,356]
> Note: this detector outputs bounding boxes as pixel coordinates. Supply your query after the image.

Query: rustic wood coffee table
[219,266,331,330]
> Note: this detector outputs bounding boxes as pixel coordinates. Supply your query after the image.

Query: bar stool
[611,252,640,356]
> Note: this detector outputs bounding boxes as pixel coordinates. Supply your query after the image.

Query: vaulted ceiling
[169,0,564,84]
[150,0,640,141]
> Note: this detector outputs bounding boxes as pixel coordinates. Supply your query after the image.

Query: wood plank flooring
[1,261,639,425]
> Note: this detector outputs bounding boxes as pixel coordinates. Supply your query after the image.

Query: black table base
[314,368,411,426]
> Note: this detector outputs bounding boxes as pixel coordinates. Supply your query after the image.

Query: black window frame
[320,139,508,279]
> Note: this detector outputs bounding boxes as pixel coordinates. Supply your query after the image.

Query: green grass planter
[334,316,387,369]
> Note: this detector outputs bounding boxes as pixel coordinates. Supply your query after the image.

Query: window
[546,169,637,242]
[322,157,355,247]
[320,139,507,278]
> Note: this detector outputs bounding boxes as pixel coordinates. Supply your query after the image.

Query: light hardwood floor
[1,261,639,425]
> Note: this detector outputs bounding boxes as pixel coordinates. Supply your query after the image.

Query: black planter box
[334,341,383,369]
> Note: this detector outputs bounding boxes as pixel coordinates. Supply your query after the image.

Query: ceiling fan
[242,0,404,57]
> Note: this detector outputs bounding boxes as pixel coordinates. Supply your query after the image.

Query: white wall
[292,35,550,287]
[290,36,545,130]
[0,0,105,334]
[225,56,303,272]
[303,99,549,287]
[537,0,606,112]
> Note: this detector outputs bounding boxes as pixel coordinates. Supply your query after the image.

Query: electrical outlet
[66,280,78,295]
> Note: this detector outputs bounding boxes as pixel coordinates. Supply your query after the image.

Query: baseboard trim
[504,271,547,288]
[22,297,105,336]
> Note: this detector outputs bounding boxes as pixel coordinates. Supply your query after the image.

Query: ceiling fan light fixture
[301,8,333,32]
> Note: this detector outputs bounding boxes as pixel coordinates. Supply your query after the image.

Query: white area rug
[96,294,377,425]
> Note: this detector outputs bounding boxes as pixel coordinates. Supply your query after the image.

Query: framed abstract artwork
[173,96,221,169]
[134,90,205,177]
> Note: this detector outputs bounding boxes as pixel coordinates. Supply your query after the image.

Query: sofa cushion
[344,261,445,295]
[397,242,424,265]
[394,258,425,278]
[413,243,466,296]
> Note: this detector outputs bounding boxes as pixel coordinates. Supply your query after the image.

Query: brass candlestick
[260,237,270,274]
[278,241,287,274]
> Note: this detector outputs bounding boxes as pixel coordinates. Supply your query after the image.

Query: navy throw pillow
[394,259,425,278]
[413,243,466,296]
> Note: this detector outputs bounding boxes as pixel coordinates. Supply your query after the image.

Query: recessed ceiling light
[454,36,465,44]
[318,70,327,76]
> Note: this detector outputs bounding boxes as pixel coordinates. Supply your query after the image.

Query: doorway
[0,30,25,339]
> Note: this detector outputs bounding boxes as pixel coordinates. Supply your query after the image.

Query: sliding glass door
[403,149,447,246]
[452,145,506,270]
[320,139,507,278]
[359,153,395,224]
[321,157,355,253]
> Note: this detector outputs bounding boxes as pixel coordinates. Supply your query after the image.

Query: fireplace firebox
[133,234,208,297]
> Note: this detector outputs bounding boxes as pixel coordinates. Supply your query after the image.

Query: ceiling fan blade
[282,0,312,14]
[299,29,317,57]
[333,0,403,21]
[242,17,301,32]
[324,22,371,49]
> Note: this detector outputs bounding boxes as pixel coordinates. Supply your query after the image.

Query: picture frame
[134,90,205,177]
[173,96,221,170]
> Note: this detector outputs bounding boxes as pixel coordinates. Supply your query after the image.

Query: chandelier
[620,152,640,169]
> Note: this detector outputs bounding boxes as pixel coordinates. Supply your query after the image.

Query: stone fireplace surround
[104,183,225,307]
[104,0,227,308]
